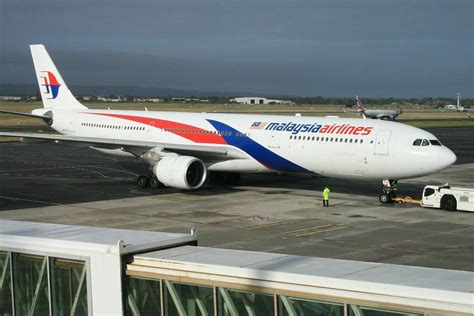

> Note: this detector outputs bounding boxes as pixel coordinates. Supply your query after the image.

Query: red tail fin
[356,96,365,113]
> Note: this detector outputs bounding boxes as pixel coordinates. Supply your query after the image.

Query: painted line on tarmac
[0,195,61,206]
[294,225,346,237]
[280,224,333,236]
[246,219,300,231]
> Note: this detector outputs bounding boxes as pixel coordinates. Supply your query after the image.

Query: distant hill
[0,84,256,98]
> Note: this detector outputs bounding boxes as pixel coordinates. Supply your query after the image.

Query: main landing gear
[137,174,164,189]
[379,179,398,204]
[137,172,242,189]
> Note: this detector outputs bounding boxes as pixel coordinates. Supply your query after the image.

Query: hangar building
[230,97,293,105]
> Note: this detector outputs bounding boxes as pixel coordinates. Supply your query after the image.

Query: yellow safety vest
[323,188,330,200]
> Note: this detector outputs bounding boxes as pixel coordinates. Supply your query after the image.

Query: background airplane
[0,45,457,203]
[355,96,402,120]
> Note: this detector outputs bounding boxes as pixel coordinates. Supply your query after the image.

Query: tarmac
[0,126,473,271]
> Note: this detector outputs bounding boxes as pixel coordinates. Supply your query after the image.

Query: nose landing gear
[380,179,398,203]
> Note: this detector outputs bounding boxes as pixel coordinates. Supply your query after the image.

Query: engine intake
[153,156,207,190]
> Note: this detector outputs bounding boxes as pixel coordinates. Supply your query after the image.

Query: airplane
[355,96,402,120]
[0,45,457,203]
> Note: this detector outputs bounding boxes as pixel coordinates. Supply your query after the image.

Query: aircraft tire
[137,175,149,188]
[149,177,163,189]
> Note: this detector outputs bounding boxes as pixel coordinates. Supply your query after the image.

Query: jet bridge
[0,220,197,315]
[0,220,472,315]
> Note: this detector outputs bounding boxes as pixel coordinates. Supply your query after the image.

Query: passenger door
[374,130,391,155]
[147,122,155,140]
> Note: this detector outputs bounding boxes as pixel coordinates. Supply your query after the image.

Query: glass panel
[123,275,160,316]
[278,296,343,316]
[349,305,422,316]
[164,280,213,316]
[0,251,13,316]
[12,253,49,316]
[217,287,274,316]
[50,257,88,316]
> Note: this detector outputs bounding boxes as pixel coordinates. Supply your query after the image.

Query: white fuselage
[47,108,457,180]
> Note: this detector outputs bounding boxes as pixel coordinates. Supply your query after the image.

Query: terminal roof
[0,220,196,254]
[134,246,474,300]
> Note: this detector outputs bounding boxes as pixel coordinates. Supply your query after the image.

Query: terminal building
[0,219,472,315]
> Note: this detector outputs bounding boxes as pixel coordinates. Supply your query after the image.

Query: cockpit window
[430,139,441,146]
[413,139,422,146]
[422,139,429,146]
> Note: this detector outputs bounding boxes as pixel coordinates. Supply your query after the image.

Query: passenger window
[424,188,435,197]
[413,139,422,146]
[422,139,429,146]
[430,140,441,146]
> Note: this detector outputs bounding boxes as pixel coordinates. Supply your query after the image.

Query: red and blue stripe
[86,113,308,173]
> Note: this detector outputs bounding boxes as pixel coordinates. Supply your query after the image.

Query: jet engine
[153,156,207,190]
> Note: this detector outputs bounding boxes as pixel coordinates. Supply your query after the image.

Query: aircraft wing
[0,110,53,124]
[0,132,247,160]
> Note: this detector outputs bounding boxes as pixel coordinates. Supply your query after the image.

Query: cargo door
[268,132,281,148]
[374,130,391,155]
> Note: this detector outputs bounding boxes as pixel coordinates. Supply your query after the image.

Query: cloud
[1,0,472,96]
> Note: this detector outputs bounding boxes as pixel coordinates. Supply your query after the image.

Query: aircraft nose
[439,147,457,168]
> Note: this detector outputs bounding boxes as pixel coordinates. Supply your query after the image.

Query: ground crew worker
[322,187,330,207]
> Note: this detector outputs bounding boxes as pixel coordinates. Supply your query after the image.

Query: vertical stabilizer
[356,95,366,119]
[30,44,87,109]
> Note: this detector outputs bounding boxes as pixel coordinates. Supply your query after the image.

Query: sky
[0,0,472,97]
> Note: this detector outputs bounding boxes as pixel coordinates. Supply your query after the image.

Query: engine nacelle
[153,156,207,190]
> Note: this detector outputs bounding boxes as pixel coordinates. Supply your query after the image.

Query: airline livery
[0,45,457,203]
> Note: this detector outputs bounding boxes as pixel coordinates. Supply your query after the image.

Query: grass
[403,120,474,128]
[1,101,473,128]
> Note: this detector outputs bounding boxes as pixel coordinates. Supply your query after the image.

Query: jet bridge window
[279,296,343,316]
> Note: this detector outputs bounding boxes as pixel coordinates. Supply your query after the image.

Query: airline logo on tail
[40,71,61,99]
[356,95,365,113]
